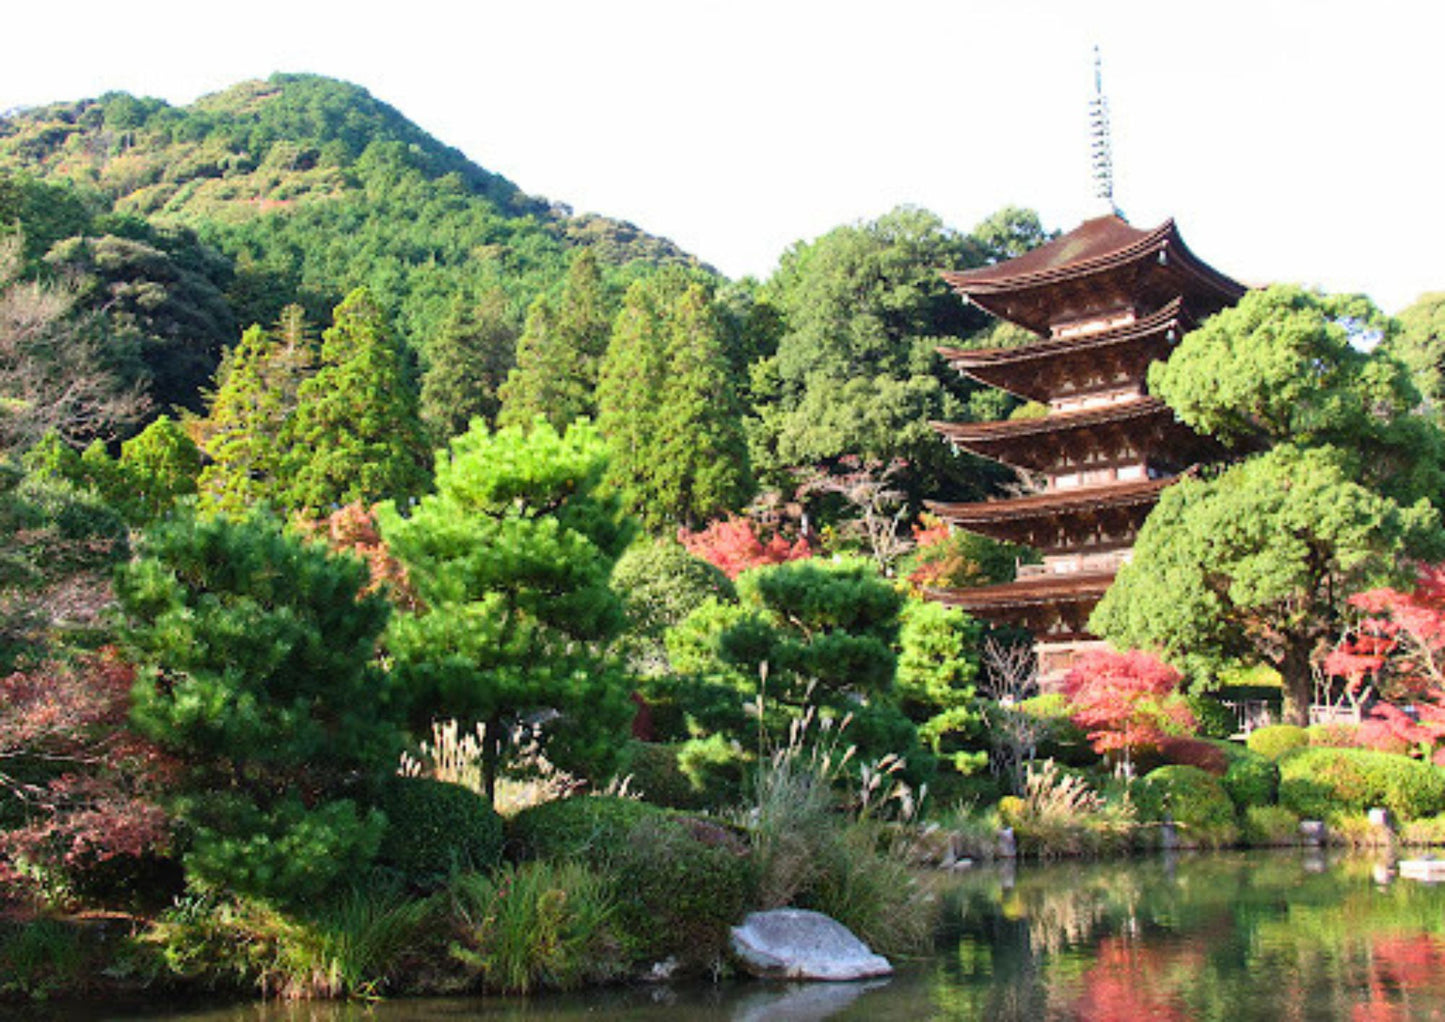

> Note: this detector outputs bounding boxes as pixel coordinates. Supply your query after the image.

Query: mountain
[0,73,712,412]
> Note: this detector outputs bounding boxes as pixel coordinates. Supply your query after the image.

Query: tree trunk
[1279,644,1314,727]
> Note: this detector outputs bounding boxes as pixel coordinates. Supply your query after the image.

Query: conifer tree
[420,287,517,444]
[598,272,752,531]
[198,305,316,515]
[281,288,429,512]
[497,248,611,430]
[378,418,635,803]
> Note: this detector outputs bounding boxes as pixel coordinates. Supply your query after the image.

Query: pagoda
[927,214,1245,679]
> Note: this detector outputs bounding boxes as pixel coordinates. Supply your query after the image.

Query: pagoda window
[1117,464,1146,481]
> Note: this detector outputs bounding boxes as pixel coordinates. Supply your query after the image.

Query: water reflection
[37,852,1445,1022]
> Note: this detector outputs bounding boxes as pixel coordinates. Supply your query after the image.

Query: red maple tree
[677,514,811,580]
[1063,649,1195,765]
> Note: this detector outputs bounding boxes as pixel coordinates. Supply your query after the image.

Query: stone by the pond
[730,909,893,981]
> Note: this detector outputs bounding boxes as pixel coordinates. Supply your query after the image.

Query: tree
[610,538,735,675]
[280,287,430,512]
[1063,649,1194,770]
[497,249,612,431]
[1387,292,1445,412]
[677,515,811,580]
[419,287,517,444]
[598,270,752,530]
[0,234,148,455]
[115,511,398,904]
[1150,284,1445,509]
[1092,445,1442,725]
[895,599,986,775]
[197,306,316,515]
[377,418,636,803]
[665,557,932,783]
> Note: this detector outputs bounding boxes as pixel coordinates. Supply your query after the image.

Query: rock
[1300,819,1327,846]
[730,909,893,981]
[997,826,1017,859]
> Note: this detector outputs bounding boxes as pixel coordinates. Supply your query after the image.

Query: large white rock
[730,908,893,981]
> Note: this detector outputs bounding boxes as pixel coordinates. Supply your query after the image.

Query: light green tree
[378,418,636,803]
[1092,445,1441,725]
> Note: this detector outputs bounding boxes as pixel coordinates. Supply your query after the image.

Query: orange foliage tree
[676,514,811,580]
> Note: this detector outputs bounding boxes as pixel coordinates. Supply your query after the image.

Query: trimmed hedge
[1221,747,1280,809]
[1135,765,1238,848]
[1278,746,1445,822]
[1246,724,1309,760]
[375,775,503,885]
[507,796,665,861]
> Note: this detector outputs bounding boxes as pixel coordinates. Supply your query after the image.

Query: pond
[45,850,1445,1021]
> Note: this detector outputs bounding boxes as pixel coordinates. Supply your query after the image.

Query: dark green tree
[115,511,398,903]
[419,287,518,444]
[497,248,613,430]
[378,418,636,803]
[281,287,430,512]
[1387,291,1445,412]
[598,271,752,530]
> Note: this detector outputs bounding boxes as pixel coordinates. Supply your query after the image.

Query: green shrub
[375,775,503,886]
[506,796,666,860]
[1186,696,1238,740]
[1278,746,1445,821]
[1246,724,1309,760]
[1221,748,1280,809]
[1401,813,1445,846]
[618,741,705,809]
[1307,723,1361,748]
[1240,805,1301,846]
[676,734,747,808]
[1019,693,1094,767]
[1135,765,1238,848]
[0,917,84,998]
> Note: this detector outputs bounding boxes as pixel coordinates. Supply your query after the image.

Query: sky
[3,1,1441,312]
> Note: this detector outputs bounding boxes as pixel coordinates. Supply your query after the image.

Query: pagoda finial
[1089,46,1120,218]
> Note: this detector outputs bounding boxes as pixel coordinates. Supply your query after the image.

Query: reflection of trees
[925,854,1445,1021]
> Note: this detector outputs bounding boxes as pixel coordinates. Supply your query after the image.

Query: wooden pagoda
[928,214,1245,681]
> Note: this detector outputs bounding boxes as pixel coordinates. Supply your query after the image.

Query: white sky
[3,1,1441,312]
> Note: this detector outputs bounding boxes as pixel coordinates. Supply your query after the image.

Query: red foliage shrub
[296,502,421,612]
[677,515,811,580]
[0,651,171,897]
[1063,649,1195,761]
[1156,736,1230,775]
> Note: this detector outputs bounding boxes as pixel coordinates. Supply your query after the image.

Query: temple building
[927,214,1246,680]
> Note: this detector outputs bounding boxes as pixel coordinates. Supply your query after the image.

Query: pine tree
[496,248,611,430]
[420,288,517,445]
[281,288,430,512]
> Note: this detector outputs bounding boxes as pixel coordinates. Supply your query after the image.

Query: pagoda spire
[1089,46,1120,218]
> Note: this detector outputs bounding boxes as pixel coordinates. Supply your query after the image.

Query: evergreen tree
[198,306,317,515]
[378,418,636,803]
[281,288,429,512]
[420,287,517,444]
[598,271,752,531]
[497,248,612,430]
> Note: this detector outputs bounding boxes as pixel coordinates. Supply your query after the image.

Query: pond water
[51,850,1445,1021]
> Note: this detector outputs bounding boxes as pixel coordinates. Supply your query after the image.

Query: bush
[616,741,700,809]
[1019,693,1094,767]
[1307,723,1361,749]
[1401,813,1445,846]
[1240,805,1301,846]
[1186,695,1238,740]
[1246,724,1309,760]
[1221,748,1280,809]
[1156,736,1230,774]
[506,796,665,861]
[375,775,503,886]
[1134,765,1238,848]
[1278,746,1445,821]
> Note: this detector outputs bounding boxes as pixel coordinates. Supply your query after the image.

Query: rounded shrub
[1241,805,1301,846]
[506,796,667,861]
[1246,724,1309,760]
[1135,765,1238,847]
[1278,746,1445,821]
[1221,747,1280,809]
[1186,696,1238,740]
[375,775,503,885]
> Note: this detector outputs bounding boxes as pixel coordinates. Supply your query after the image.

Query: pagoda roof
[941,216,1245,335]
[928,476,1173,527]
[928,570,1116,612]
[937,300,1191,403]
[932,396,1177,471]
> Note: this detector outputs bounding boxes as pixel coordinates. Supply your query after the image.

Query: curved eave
[938,299,1187,370]
[932,396,1169,448]
[943,217,1177,294]
[927,476,1173,527]
[928,571,1116,611]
